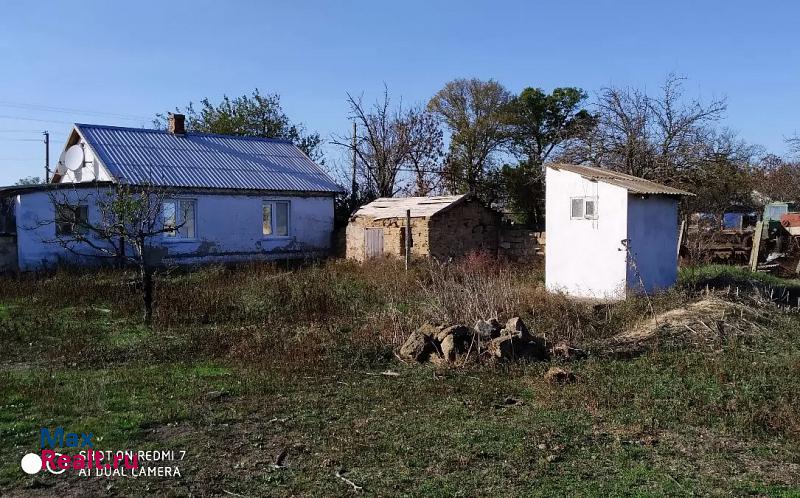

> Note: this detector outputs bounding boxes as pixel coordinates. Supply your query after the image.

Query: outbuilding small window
[263,200,290,237]
[55,204,88,236]
[162,199,196,239]
[570,197,598,220]
[584,198,597,220]
[570,198,584,219]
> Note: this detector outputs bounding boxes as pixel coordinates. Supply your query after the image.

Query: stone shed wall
[498,229,545,260]
[427,199,500,259]
[346,216,430,261]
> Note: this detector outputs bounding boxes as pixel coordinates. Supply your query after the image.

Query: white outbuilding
[545,163,694,300]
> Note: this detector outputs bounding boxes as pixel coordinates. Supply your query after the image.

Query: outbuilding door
[364,228,384,258]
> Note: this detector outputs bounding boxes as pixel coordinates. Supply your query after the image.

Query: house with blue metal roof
[0,114,342,271]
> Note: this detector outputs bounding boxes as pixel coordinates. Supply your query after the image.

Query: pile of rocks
[399,316,550,364]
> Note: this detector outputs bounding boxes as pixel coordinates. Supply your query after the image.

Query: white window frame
[584,197,598,220]
[570,196,598,220]
[162,198,197,240]
[570,197,584,220]
[262,200,290,238]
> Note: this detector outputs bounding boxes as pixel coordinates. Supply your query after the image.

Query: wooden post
[405,209,411,271]
[749,221,764,272]
[676,219,686,259]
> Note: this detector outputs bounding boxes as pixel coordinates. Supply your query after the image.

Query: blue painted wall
[13,188,334,270]
[625,195,679,294]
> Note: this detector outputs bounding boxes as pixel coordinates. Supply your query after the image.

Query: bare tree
[427,78,513,195]
[788,134,800,157]
[332,87,411,197]
[563,74,727,183]
[35,183,185,325]
[403,106,444,196]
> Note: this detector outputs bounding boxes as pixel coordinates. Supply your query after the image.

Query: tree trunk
[140,265,154,326]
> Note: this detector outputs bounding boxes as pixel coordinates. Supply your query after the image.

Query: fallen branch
[335,470,363,492]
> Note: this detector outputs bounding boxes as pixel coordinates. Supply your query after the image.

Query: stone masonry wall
[346,216,430,261]
[427,200,500,260]
[498,229,545,261]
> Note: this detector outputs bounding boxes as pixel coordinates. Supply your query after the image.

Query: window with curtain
[162,199,196,238]
[263,200,289,236]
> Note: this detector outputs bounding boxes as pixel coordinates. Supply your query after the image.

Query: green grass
[0,261,799,496]
[680,264,800,290]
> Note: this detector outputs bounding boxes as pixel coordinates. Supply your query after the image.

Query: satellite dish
[78,163,96,182]
[63,145,84,171]
[55,149,67,175]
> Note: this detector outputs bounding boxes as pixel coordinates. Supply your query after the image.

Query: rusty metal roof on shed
[73,124,342,194]
[353,194,468,220]
[548,163,695,196]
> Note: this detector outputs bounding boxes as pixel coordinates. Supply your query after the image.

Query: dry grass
[0,257,575,370]
[0,256,791,373]
[2,258,800,495]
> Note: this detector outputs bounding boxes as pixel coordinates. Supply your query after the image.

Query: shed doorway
[364,228,384,258]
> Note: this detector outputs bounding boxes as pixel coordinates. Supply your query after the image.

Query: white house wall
[545,168,629,300]
[626,195,679,293]
[15,188,334,270]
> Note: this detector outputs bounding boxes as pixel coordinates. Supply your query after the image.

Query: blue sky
[0,0,797,185]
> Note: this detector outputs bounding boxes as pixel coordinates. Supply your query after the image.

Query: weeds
[1,259,800,495]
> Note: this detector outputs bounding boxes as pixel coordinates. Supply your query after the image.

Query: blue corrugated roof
[75,124,342,194]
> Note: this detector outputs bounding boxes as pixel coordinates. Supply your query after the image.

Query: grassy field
[1,259,799,496]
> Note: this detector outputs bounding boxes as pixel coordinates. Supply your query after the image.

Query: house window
[55,204,88,236]
[263,201,289,236]
[163,199,196,238]
[570,197,598,220]
[570,198,584,219]
[584,198,597,220]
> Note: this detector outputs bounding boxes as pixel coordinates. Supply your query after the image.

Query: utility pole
[350,121,357,211]
[405,209,411,271]
[43,131,50,183]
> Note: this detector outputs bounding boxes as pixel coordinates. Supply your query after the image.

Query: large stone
[489,334,515,359]
[440,335,457,362]
[523,336,548,361]
[551,341,587,361]
[399,330,435,362]
[416,322,442,339]
[489,332,548,361]
[474,319,502,340]
[435,324,470,343]
[544,366,577,385]
[442,329,474,362]
[505,317,532,341]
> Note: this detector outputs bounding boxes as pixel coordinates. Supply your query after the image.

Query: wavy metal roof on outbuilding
[548,163,695,196]
[352,194,469,220]
[74,124,343,194]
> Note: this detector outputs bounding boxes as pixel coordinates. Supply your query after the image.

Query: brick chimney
[167,113,186,135]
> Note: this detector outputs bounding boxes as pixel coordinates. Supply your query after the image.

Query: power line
[0,101,151,121]
[0,114,76,125]
[0,138,42,142]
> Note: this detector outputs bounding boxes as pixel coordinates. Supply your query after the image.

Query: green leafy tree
[502,87,593,226]
[158,89,324,163]
[427,78,512,197]
[14,176,43,186]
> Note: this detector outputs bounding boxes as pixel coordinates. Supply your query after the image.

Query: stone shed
[346,195,501,261]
